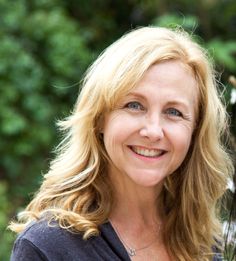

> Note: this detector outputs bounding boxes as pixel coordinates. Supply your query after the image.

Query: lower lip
[129,147,166,162]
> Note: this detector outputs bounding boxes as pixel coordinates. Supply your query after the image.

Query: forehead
[131,60,199,112]
[137,60,197,88]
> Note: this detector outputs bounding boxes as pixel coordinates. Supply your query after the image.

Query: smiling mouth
[130,146,166,157]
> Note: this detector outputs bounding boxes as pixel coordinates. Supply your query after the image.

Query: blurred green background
[0,0,235,260]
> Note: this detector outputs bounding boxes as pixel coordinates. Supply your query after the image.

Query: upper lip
[128,145,167,151]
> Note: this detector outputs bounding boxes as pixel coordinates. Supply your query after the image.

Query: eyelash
[165,108,183,118]
[124,102,184,118]
[125,101,144,111]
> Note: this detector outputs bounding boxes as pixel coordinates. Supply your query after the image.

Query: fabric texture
[11,219,130,261]
[11,219,223,261]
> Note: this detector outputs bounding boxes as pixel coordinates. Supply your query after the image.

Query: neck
[109,189,164,258]
[109,174,164,229]
[110,169,163,226]
[109,199,163,232]
[107,168,167,259]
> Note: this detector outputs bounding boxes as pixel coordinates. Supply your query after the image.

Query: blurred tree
[0,1,91,258]
[0,182,15,260]
[0,0,91,200]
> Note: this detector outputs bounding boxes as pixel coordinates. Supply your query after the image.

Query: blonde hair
[10,26,234,260]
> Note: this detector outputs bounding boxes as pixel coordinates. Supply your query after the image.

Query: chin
[130,175,166,188]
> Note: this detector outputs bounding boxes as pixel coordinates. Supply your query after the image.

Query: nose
[139,116,164,141]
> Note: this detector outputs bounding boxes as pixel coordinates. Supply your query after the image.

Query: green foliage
[206,39,236,71]
[153,13,199,31]
[0,182,15,261]
[0,2,91,255]
[0,0,91,197]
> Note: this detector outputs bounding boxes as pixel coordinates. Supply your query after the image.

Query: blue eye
[166,108,182,117]
[125,101,144,111]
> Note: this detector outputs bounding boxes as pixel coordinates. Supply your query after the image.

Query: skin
[103,60,198,260]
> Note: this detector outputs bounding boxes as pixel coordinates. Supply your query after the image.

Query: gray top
[11,219,222,260]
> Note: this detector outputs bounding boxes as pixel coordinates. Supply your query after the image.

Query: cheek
[103,114,132,150]
[166,124,193,152]
[103,113,139,139]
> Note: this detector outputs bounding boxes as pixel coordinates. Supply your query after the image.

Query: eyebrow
[128,91,192,111]
[164,100,191,110]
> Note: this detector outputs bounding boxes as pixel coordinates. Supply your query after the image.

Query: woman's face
[102,60,198,189]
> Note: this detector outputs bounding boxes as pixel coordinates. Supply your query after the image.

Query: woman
[10,26,234,261]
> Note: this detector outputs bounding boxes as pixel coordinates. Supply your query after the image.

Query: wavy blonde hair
[10,26,234,260]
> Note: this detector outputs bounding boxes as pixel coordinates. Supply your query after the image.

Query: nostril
[139,124,164,140]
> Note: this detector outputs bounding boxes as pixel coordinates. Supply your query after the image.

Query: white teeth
[132,147,163,157]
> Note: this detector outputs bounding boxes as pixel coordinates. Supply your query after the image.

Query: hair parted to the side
[9,26,234,260]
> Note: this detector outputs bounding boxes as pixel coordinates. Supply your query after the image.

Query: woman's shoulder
[11,219,93,261]
[11,219,129,261]
[18,219,85,247]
